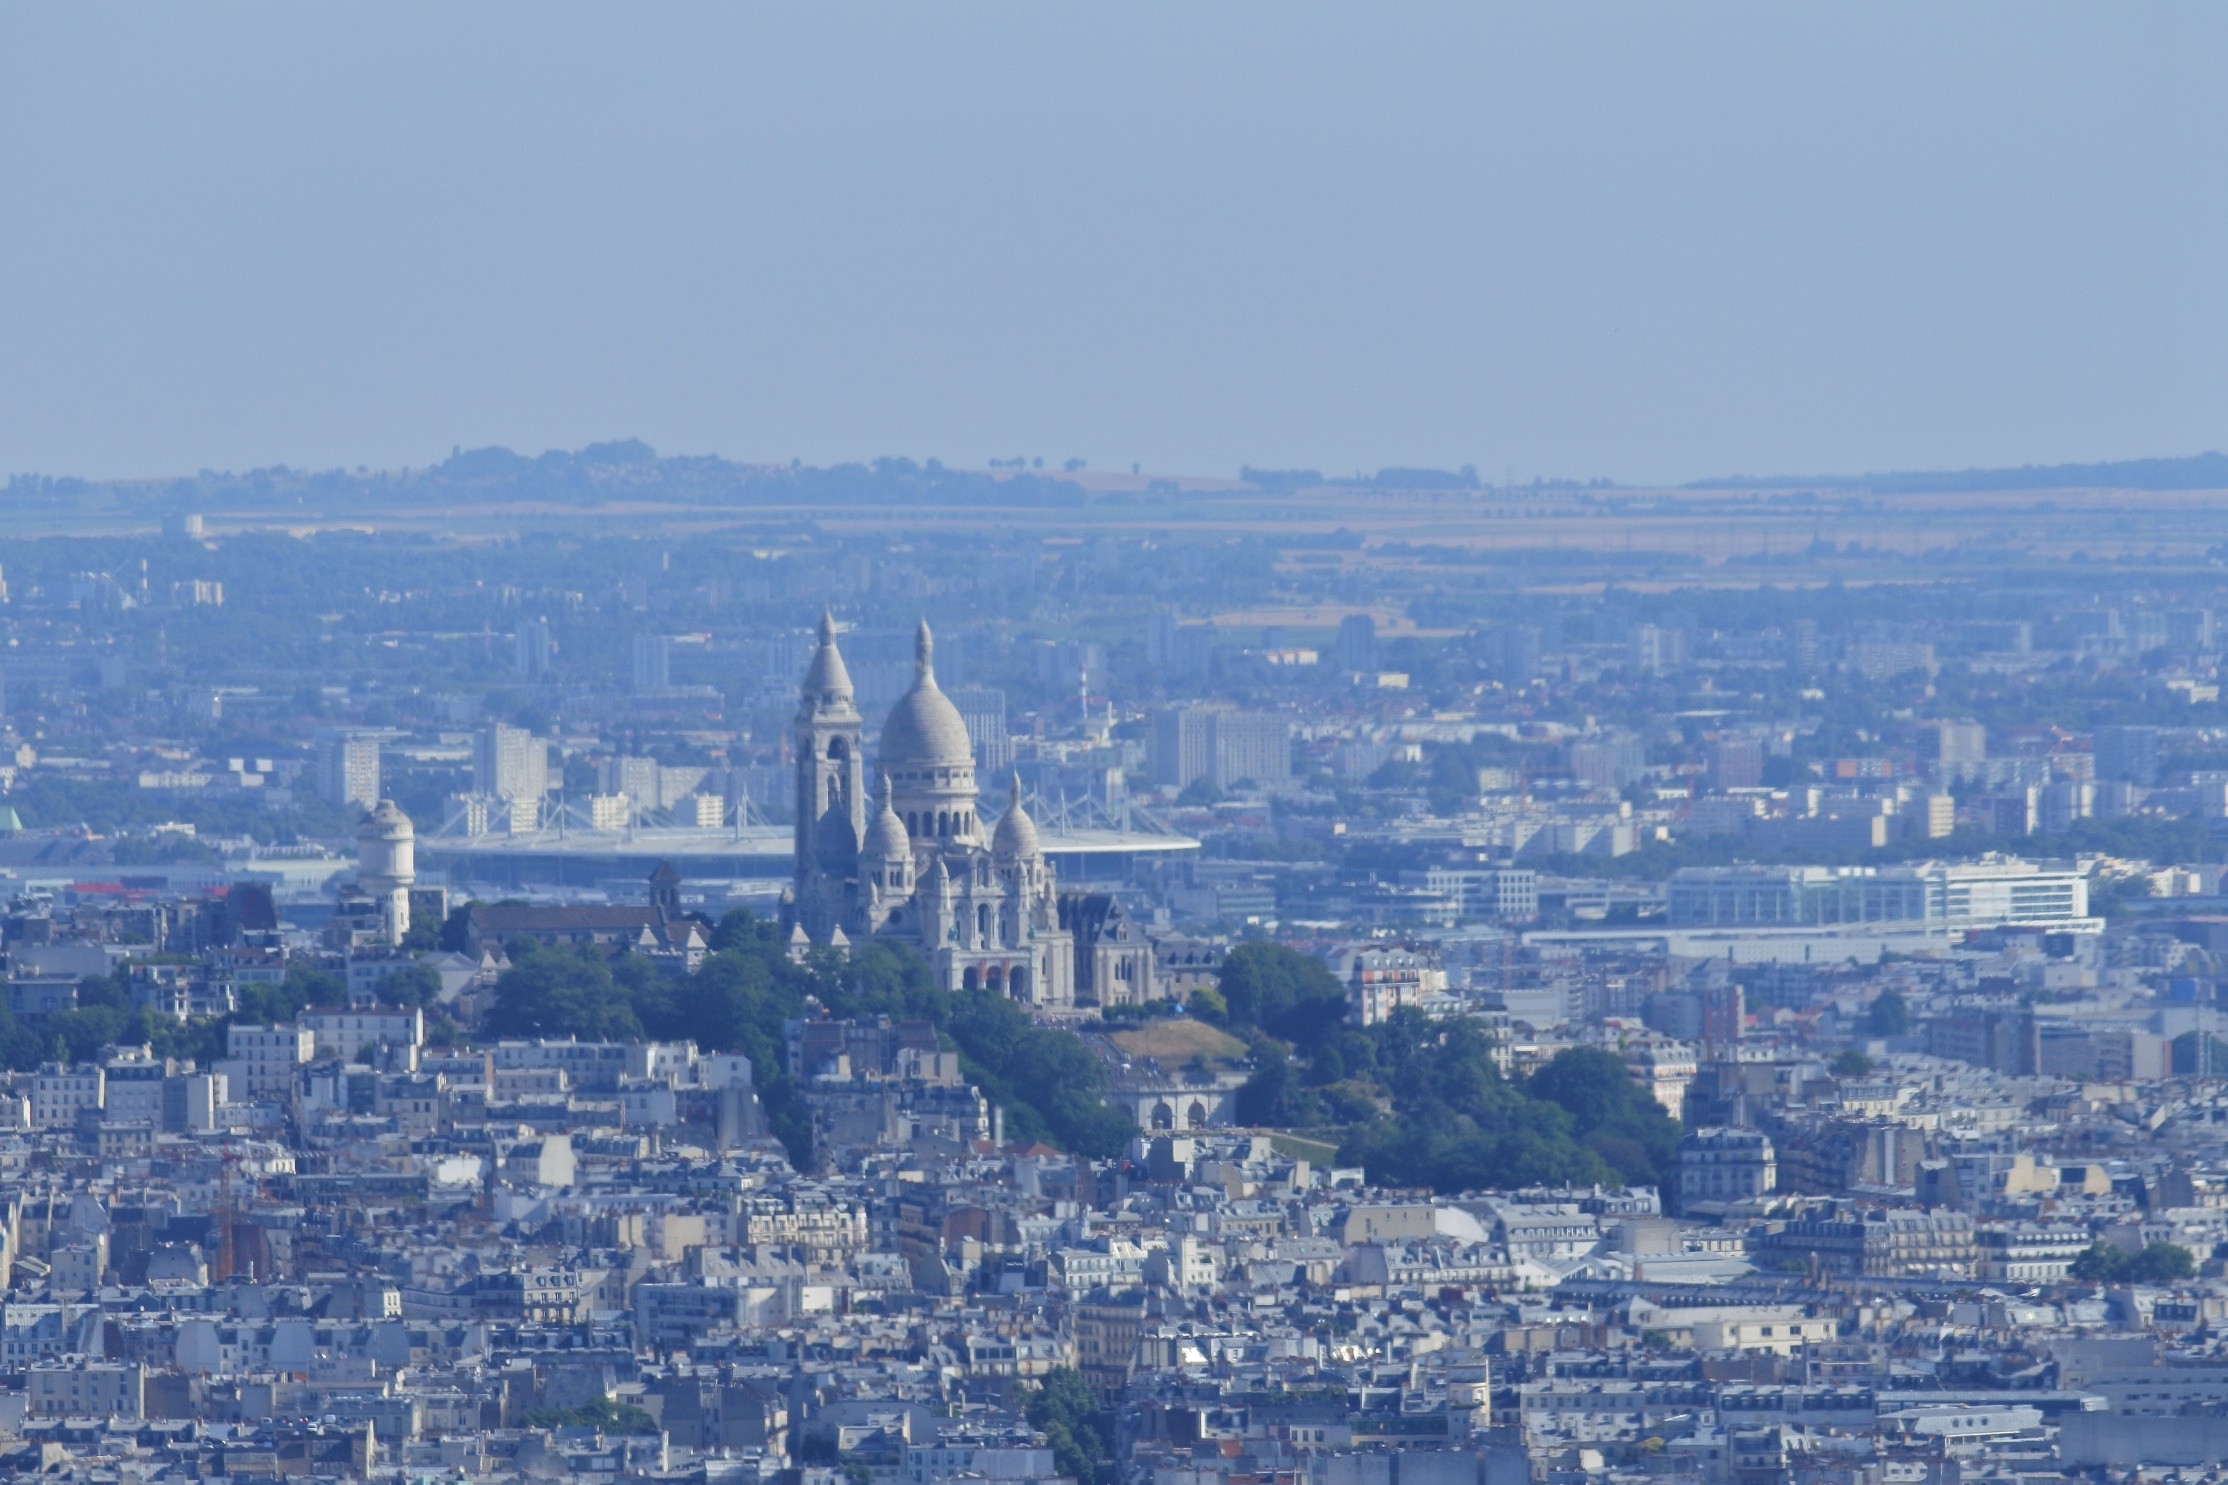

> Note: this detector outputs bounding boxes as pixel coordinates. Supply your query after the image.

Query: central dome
[878,620,974,770]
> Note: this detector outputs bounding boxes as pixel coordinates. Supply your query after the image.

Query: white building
[1666,858,2090,933]
[314,731,381,810]
[474,723,548,805]
[224,1025,315,1100]
[1332,943,1449,1026]
[1678,1128,1777,1207]
[29,1066,103,1130]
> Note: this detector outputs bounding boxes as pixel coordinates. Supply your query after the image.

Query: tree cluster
[1204,942,1681,1194]
[2070,1240,2195,1284]
[1022,1367,1116,1485]
[483,914,1134,1165]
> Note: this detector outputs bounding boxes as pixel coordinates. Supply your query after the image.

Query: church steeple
[792,611,865,940]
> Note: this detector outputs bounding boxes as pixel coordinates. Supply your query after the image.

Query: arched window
[963,967,980,991]
[1151,1101,1174,1131]
[937,811,950,836]
[977,904,991,941]
[1188,1101,1208,1128]
[1010,966,1029,998]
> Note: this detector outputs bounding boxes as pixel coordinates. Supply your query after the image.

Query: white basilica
[786,613,1075,1005]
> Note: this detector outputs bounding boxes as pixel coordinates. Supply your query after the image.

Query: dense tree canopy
[1204,942,1683,1194]
[2072,1240,2194,1284]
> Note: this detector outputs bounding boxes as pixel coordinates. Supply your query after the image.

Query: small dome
[800,609,855,707]
[360,799,413,838]
[878,620,974,769]
[863,778,912,860]
[993,773,1040,859]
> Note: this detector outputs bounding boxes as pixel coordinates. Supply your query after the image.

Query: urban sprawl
[0,454,2222,1482]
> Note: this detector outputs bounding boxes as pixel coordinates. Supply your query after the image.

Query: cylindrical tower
[357,799,416,942]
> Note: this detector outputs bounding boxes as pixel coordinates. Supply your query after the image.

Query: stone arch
[962,966,981,991]
[977,903,991,941]
[1010,966,1029,998]
[1150,1100,1175,1131]
[1188,1100,1208,1128]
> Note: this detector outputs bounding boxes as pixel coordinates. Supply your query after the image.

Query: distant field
[1109,1019,1248,1064]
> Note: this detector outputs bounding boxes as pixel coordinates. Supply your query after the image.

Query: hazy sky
[4,5,2225,484]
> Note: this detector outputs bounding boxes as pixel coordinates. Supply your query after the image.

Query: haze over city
[7,5,2228,483]
[1,6,2228,1482]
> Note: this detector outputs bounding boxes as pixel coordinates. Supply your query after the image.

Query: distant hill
[1691,451,2228,494]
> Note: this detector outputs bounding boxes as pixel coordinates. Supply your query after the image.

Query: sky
[3,4,2226,486]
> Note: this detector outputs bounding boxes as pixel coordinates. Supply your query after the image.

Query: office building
[1336,613,1378,671]
[1150,706,1292,793]
[475,723,548,805]
[1667,858,2090,933]
[1705,735,1766,792]
[513,617,554,679]
[1925,719,1987,770]
[313,731,381,810]
[632,634,672,696]
[2094,724,2161,786]
[950,685,1012,772]
[1209,711,1292,790]
[1570,732,1648,792]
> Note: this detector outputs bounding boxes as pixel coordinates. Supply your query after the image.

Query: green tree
[1863,989,1909,1038]
[2126,1242,2197,1283]
[1831,1049,1874,1077]
[1525,1046,1683,1188]
[1022,1368,1115,1485]
[1216,942,1347,1053]
[486,943,645,1041]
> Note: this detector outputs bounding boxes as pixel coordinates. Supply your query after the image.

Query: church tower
[793,611,865,939]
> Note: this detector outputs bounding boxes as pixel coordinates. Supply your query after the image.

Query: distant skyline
[4,4,2225,485]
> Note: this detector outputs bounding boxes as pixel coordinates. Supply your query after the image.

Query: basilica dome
[879,620,974,770]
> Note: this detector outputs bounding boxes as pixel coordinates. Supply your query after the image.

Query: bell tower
[793,611,865,939]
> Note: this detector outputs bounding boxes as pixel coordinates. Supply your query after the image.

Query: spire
[994,769,1041,860]
[914,618,935,679]
[801,607,855,709]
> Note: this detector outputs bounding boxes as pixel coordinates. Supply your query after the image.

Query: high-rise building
[1925,719,1987,770]
[632,634,672,697]
[1209,711,1292,790]
[1149,706,1291,792]
[314,732,381,810]
[950,685,1012,772]
[1705,735,1766,792]
[1699,979,1745,1053]
[2094,724,2161,786]
[474,723,548,804]
[1570,731,1648,792]
[1336,614,1378,671]
[1146,613,1212,680]
[1150,707,1217,791]
[1630,623,1689,674]
[513,617,555,679]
